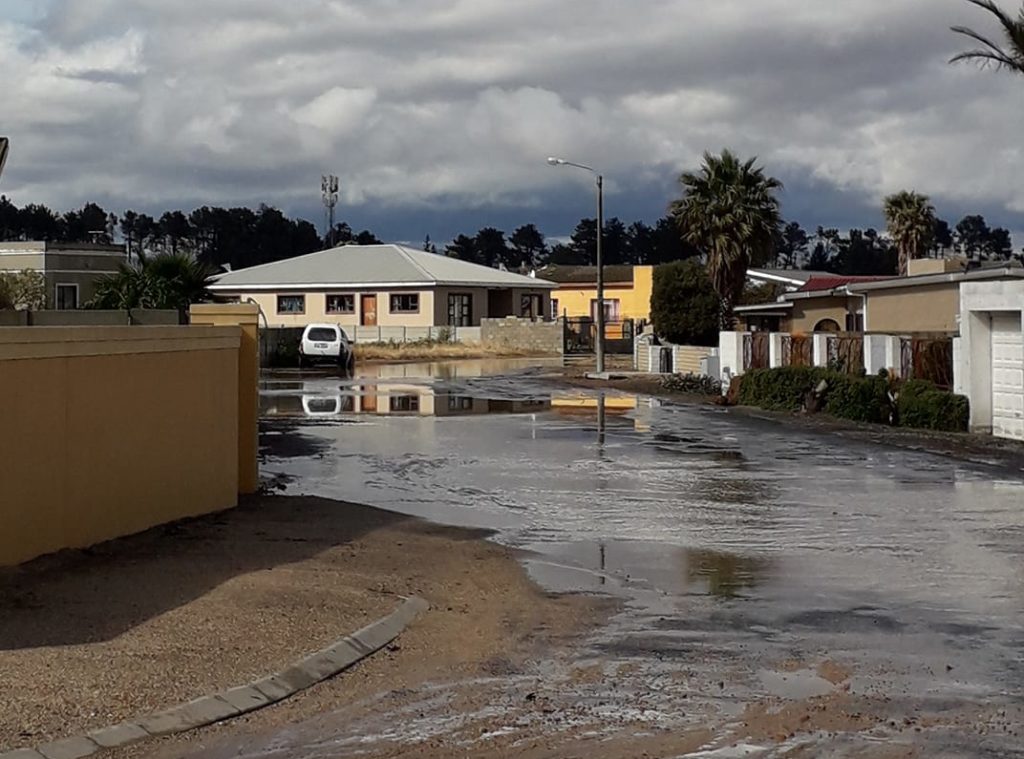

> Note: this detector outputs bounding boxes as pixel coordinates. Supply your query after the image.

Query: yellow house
[538,265,654,324]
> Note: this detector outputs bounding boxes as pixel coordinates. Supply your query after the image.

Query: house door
[991,312,1024,441]
[361,294,378,326]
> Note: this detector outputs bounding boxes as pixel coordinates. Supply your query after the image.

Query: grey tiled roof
[210,244,556,290]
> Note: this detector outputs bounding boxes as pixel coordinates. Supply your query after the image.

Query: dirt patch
[0,496,606,754]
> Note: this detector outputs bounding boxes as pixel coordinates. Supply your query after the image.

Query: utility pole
[0,137,8,183]
[321,174,339,247]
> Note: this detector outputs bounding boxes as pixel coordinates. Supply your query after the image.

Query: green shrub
[661,373,722,395]
[822,373,890,424]
[897,380,970,432]
[737,366,822,411]
[737,367,969,431]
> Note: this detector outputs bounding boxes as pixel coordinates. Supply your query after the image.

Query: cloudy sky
[2,0,1024,245]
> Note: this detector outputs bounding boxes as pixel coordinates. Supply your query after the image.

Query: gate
[563,318,636,355]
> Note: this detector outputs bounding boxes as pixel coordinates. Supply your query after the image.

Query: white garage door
[991,312,1024,441]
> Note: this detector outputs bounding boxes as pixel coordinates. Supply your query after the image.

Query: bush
[897,380,970,432]
[737,367,969,431]
[650,260,720,346]
[822,373,891,424]
[737,366,823,412]
[661,373,722,395]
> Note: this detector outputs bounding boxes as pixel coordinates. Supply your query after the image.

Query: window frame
[590,298,621,322]
[389,293,420,314]
[325,293,356,315]
[54,283,79,311]
[276,294,306,315]
[447,292,473,326]
[520,293,543,319]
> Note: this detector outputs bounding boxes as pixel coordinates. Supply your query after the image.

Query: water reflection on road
[257,359,1024,757]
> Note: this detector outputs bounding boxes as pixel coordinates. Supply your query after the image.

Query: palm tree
[883,191,936,277]
[950,0,1024,74]
[90,250,215,319]
[670,150,782,329]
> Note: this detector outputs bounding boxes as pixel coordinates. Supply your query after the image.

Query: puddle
[250,359,1024,758]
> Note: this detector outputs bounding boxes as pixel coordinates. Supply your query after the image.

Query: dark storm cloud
[2,0,1023,241]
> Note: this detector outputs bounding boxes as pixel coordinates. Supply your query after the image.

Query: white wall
[960,281,1024,437]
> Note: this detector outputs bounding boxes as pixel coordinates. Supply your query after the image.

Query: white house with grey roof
[209,244,557,330]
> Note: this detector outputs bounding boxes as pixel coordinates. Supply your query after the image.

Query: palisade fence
[742,332,770,370]
[736,331,955,388]
[780,334,813,367]
[902,336,955,389]
[827,333,865,375]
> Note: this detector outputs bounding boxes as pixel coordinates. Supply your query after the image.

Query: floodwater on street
[250,358,1024,757]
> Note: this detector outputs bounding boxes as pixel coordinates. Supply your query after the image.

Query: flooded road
[252,359,1024,757]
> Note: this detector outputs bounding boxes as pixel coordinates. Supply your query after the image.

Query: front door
[361,294,378,326]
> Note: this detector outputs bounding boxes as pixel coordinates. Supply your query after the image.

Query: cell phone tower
[321,174,339,247]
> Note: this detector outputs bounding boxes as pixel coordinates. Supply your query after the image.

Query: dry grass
[353,342,553,361]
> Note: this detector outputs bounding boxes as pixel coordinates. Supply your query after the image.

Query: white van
[299,324,354,373]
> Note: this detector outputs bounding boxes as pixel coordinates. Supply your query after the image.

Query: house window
[846,313,865,332]
[551,298,559,319]
[55,284,79,310]
[390,294,420,313]
[277,295,305,314]
[521,294,543,319]
[447,293,473,326]
[326,294,355,314]
[590,298,621,322]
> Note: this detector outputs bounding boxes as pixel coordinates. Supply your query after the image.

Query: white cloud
[1,0,1023,237]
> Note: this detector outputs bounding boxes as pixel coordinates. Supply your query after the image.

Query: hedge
[736,367,969,432]
[896,379,970,432]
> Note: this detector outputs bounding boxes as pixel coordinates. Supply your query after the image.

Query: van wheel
[346,352,355,375]
[297,354,304,370]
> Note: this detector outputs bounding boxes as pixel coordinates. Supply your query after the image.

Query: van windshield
[307,328,338,342]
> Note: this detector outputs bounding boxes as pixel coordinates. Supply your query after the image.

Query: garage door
[991,312,1024,441]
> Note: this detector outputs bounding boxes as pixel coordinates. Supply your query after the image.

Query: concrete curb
[2,596,429,759]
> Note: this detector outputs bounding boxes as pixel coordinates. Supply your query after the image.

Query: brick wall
[481,317,563,355]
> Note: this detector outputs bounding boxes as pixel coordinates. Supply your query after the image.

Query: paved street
[243,359,1024,757]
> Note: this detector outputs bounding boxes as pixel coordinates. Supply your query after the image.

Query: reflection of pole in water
[597,392,606,448]
[599,542,606,586]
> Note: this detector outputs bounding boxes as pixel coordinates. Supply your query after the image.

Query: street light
[547,156,605,373]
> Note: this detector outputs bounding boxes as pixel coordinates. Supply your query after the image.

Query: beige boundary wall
[0,310,259,567]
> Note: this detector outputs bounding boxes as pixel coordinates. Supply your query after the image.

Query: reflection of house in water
[550,394,661,432]
[261,383,550,419]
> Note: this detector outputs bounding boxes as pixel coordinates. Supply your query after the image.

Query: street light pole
[595,173,605,373]
[547,157,605,373]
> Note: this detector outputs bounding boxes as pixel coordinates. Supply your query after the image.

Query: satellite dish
[0,138,7,181]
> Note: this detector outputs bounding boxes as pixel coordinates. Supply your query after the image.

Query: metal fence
[564,318,636,355]
[901,336,954,389]
[827,333,865,375]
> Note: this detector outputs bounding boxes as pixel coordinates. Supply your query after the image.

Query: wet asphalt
[252,358,1024,757]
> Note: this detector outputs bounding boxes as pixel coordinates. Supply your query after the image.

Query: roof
[535,264,636,286]
[734,302,794,314]
[844,266,1024,293]
[747,268,829,288]
[210,244,557,291]
[798,275,893,293]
